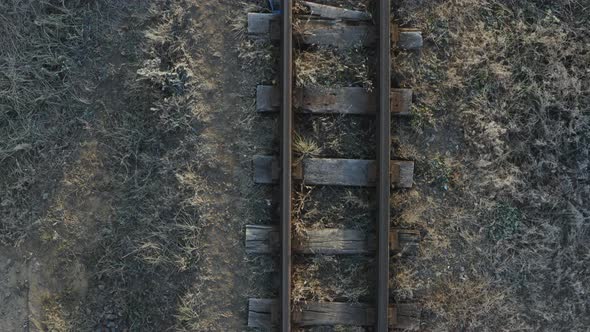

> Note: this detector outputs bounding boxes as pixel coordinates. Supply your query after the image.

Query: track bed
[246,1,423,330]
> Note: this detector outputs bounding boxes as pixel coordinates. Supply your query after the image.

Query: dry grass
[295,47,373,90]
[2,0,588,330]
[293,185,373,232]
[0,0,90,246]
[295,114,375,159]
[0,0,217,330]
[393,0,590,330]
[294,132,322,160]
[292,256,371,304]
[39,296,71,332]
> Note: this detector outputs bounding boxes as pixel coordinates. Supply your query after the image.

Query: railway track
[246,1,422,330]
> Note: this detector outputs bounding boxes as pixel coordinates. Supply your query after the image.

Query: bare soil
[1,0,266,331]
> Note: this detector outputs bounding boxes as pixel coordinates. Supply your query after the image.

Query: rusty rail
[377,0,392,330]
[279,0,293,331]
[246,1,422,329]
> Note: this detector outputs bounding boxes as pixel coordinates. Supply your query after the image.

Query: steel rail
[376,0,392,331]
[280,0,293,331]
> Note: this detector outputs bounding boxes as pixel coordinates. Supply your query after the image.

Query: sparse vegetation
[486,203,522,241]
[0,0,588,330]
[294,133,322,160]
[40,296,71,332]
[409,103,435,134]
[292,256,371,304]
[0,0,264,330]
[294,47,373,90]
[394,0,590,330]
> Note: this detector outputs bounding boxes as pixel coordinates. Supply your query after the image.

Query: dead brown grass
[3,0,588,330]
[296,114,375,159]
[292,256,371,304]
[0,0,216,330]
[393,0,590,330]
[295,47,373,90]
[0,0,91,246]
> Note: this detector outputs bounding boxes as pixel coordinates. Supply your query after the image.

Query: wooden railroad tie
[256,85,412,115]
[248,12,422,49]
[248,3,422,330]
[301,1,372,21]
[246,225,420,255]
[392,25,424,50]
[248,299,420,330]
[253,155,414,188]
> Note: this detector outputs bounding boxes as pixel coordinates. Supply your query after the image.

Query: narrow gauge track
[246,1,422,331]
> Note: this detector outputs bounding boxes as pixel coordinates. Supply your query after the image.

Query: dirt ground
[0,0,588,331]
[1,0,268,330]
